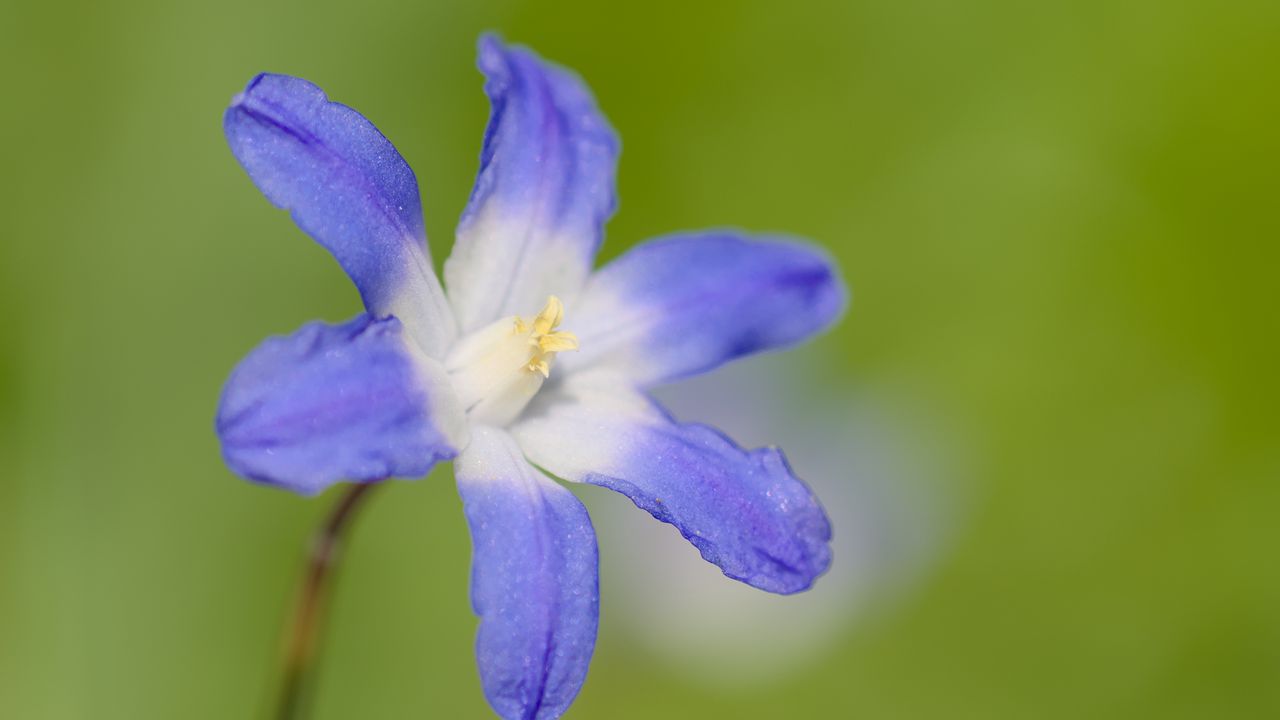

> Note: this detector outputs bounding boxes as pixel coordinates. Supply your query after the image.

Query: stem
[275,481,381,720]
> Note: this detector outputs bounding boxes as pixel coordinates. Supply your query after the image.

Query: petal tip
[477,31,505,56]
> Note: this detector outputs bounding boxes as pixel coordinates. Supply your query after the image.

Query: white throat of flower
[446,296,580,426]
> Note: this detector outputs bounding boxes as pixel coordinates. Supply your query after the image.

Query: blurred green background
[2,0,1278,717]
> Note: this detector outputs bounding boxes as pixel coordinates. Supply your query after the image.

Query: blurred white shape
[586,352,956,686]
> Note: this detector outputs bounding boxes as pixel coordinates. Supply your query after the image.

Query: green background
[2,0,1278,717]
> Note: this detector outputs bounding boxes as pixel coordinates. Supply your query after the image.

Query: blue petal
[562,231,846,386]
[514,378,831,594]
[445,35,620,333]
[224,74,455,356]
[216,315,465,495]
[456,426,599,720]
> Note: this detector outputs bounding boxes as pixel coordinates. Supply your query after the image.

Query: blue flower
[217,35,846,720]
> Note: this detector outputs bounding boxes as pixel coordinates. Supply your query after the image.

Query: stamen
[445,295,581,427]
[537,332,579,353]
[532,296,564,335]
[527,359,551,377]
[521,295,577,376]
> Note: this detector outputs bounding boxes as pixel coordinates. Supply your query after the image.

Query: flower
[217,34,846,720]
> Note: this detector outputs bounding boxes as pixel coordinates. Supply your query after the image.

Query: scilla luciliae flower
[217,34,846,720]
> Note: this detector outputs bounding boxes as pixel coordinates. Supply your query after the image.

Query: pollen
[517,296,579,377]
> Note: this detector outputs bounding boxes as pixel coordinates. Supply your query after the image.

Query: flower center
[445,296,579,426]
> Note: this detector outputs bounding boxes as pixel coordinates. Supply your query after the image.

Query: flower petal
[445,35,620,333]
[224,73,455,357]
[456,426,599,720]
[560,231,846,386]
[216,315,465,495]
[513,375,831,594]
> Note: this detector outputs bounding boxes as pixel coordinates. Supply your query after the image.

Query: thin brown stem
[275,481,381,720]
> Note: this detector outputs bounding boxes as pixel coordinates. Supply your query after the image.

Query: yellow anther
[532,295,565,335]
[521,295,578,376]
[537,331,579,353]
[446,295,582,426]
[527,358,551,377]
